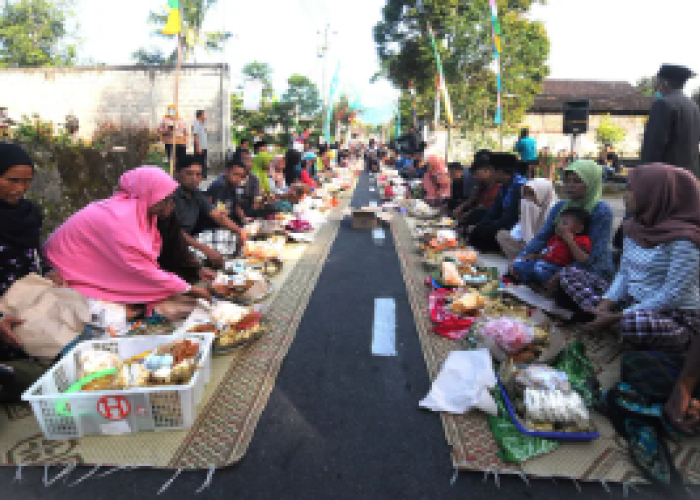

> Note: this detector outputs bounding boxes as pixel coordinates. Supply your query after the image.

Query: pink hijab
[45,167,189,304]
[423,155,451,201]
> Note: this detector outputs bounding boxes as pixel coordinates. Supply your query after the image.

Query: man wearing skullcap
[641,64,700,177]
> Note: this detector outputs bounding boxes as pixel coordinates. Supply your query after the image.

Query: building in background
[524,79,653,156]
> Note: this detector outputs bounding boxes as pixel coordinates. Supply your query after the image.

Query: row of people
[419,148,700,433]
[0,138,345,402]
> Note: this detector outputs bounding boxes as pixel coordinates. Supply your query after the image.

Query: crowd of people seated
[0,135,345,403]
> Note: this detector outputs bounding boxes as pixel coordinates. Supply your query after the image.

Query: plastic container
[22,333,215,440]
[498,379,599,442]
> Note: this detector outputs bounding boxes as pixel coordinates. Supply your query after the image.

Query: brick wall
[0,64,231,154]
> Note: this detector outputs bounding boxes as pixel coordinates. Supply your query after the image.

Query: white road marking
[372,298,397,356]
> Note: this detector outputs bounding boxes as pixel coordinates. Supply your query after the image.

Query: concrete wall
[523,113,647,157]
[0,64,231,154]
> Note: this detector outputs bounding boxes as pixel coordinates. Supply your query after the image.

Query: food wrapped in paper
[441,261,464,287]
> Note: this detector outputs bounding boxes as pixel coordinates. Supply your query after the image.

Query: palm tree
[148,0,231,62]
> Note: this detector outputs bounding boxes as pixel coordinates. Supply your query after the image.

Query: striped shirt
[604,237,700,312]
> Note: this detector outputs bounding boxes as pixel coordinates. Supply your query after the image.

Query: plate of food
[189,303,269,354]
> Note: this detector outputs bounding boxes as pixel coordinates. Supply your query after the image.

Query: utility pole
[318,23,336,143]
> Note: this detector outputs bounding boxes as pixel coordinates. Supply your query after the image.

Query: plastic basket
[22,333,215,440]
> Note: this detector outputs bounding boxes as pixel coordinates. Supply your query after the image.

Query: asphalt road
[0,172,668,499]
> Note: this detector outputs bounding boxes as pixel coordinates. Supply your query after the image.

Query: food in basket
[79,351,121,378]
[441,261,464,287]
[450,293,486,316]
[80,339,202,391]
[524,389,592,430]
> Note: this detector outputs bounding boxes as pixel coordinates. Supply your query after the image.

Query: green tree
[595,114,626,149]
[281,74,321,118]
[636,76,657,97]
[243,61,274,103]
[374,0,549,133]
[131,47,172,66]
[148,0,231,62]
[0,0,76,67]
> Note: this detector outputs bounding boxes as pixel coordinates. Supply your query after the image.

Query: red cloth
[384,185,395,199]
[299,169,316,189]
[541,234,592,267]
[428,290,475,340]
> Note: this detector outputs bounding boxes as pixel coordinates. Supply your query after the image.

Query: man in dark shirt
[641,64,700,178]
[174,155,246,267]
[469,153,527,253]
[206,153,251,227]
[446,161,473,211]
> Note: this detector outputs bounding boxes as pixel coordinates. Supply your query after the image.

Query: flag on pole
[408,80,418,127]
[325,63,341,144]
[426,22,454,126]
[163,0,182,35]
[489,0,502,125]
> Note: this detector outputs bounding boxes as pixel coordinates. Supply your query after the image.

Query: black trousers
[469,223,503,253]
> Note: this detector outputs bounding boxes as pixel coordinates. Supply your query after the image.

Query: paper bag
[0,274,90,360]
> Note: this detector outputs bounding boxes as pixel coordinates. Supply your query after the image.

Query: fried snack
[451,293,486,316]
[188,323,217,333]
[454,249,478,266]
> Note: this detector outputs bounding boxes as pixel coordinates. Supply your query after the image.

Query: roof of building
[530,79,653,114]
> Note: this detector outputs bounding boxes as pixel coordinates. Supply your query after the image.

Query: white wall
[0,64,231,154]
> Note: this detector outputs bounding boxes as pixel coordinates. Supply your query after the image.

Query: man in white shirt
[193,110,209,177]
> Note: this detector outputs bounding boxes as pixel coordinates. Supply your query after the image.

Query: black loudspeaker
[563,99,590,134]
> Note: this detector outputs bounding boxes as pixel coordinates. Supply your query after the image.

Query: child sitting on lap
[511,207,592,285]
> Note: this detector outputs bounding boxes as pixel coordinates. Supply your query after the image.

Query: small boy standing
[511,207,592,285]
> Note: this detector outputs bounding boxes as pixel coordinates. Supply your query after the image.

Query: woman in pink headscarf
[268,154,286,191]
[423,154,451,206]
[45,167,210,313]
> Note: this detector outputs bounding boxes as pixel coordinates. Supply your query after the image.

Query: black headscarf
[0,142,42,249]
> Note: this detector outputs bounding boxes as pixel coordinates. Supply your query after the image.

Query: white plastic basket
[22,333,215,440]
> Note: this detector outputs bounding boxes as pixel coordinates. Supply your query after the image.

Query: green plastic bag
[553,341,596,405]
[488,389,560,463]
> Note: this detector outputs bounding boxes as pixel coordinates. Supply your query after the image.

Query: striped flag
[489,0,502,124]
[426,22,454,126]
[163,0,182,35]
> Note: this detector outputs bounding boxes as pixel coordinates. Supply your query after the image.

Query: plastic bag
[481,317,534,353]
[488,389,560,463]
[419,349,497,415]
[515,365,571,392]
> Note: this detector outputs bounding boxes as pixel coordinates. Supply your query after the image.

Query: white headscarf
[519,178,558,243]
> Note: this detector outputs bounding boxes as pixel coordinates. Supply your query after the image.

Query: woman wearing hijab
[0,143,64,402]
[585,164,700,348]
[45,167,211,314]
[423,155,451,206]
[268,155,286,192]
[252,150,273,194]
[510,160,614,301]
[497,178,558,260]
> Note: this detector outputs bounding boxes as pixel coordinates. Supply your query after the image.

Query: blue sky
[76,0,700,124]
